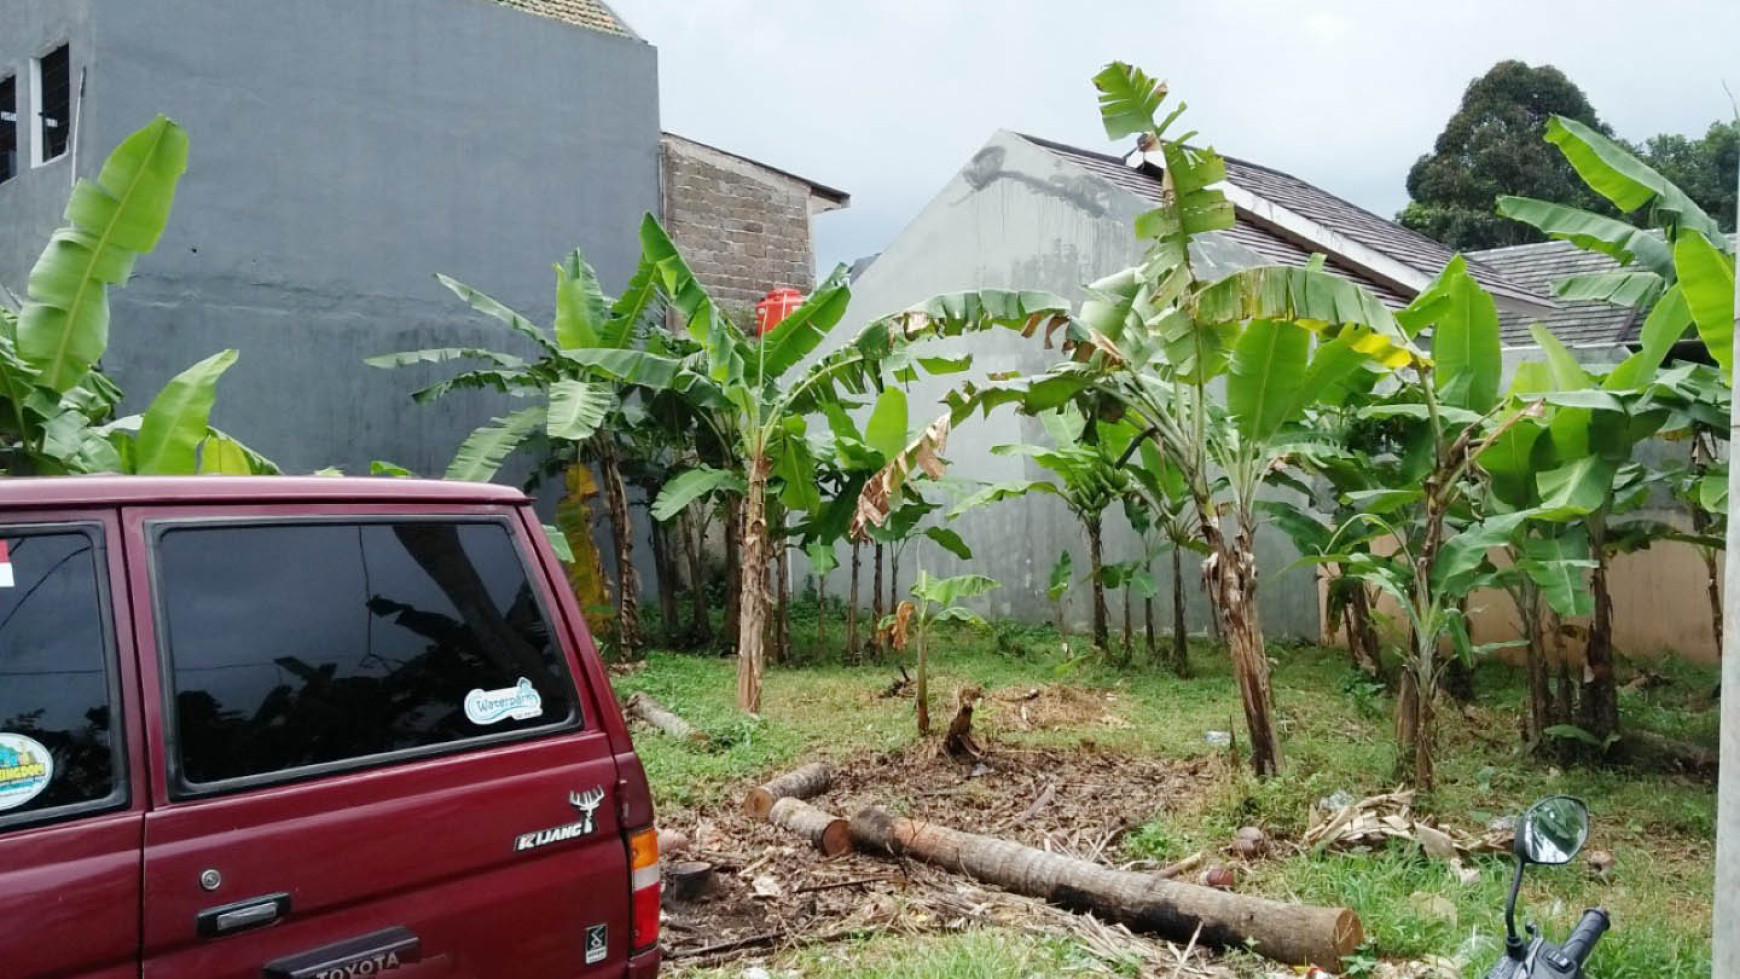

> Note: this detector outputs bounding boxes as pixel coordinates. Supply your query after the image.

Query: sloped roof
[1018,135,1415,309]
[1467,240,1640,347]
[488,0,633,36]
[1018,134,1545,313]
[662,133,850,208]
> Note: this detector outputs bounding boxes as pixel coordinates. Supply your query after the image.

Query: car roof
[0,476,529,509]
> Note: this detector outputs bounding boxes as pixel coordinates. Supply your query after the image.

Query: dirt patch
[978,683,1132,732]
[657,737,1227,973]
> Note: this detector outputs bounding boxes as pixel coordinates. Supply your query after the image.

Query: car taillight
[628,826,660,952]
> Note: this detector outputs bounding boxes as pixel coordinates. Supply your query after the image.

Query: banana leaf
[20,116,189,391]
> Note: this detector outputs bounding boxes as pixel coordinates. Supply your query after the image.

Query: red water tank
[754,287,805,336]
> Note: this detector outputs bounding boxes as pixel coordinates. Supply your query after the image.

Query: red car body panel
[0,508,147,979]
[0,480,654,979]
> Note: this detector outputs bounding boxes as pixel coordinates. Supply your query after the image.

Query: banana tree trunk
[847,540,861,660]
[1201,512,1279,776]
[1171,546,1190,677]
[683,508,711,644]
[1144,558,1157,660]
[725,496,742,653]
[598,441,643,658]
[1692,439,1723,657]
[1703,543,1724,659]
[1347,582,1380,677]
[736,456,772,713]
[1121,585,1134,664]
[649,511,679,639]
[1549,609,1575,726]
[890,549,900,613]
[873,542,886,659]
[1520,584,1549,746]
[1394,659,1434,788]
[775,529,790,666]
[916,625,930,735]
[1581,515,1619,742]
[1087,514,1109,651]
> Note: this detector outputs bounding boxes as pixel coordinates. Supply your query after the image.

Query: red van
[0,477,659,979]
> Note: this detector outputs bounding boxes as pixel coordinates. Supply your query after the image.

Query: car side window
[153,520,579,791]
[0,527,124,829]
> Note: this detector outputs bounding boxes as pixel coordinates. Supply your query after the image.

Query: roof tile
[1018,134,1540,306]
[487,0,629,36]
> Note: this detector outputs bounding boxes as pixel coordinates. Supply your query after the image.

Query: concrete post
[1716,164,1740,978]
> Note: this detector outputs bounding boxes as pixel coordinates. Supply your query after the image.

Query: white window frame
[0,73,17,183]
[29,43,69,168]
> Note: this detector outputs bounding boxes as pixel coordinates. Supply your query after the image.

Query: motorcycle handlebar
[1560,907,1610,967]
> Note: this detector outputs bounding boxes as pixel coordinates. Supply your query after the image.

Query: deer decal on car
[513,786,607,853]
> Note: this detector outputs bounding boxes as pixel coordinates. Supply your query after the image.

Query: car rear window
[0,527,123,828]
[153,519,579,789]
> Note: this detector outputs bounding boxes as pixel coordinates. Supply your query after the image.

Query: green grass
[622,608,1718,977]
[674,930,1077,979]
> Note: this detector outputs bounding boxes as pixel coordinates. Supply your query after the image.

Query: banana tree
[886,567,1001,734]
[1308,257,1555,786]
[950,405,1129,650]
[1,115,274,477]
[1651,362,1731,655]
[369,245,663,655]
[1123,440,1205,676]
[962,64,1424,776]
[573,216,1042,712]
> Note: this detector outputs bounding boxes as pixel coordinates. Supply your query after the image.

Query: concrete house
[829,130,1562,641]
[0,0,661,476]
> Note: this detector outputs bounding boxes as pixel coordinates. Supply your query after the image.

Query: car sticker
[584,924,607,964]
[0,733,53,812]
[0,540,14,588]
[514,787,605,853]
[463,677,543,725]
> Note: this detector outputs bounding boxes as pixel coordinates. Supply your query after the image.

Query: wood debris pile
[1305,789,1512,859]
[658,740,1226,975]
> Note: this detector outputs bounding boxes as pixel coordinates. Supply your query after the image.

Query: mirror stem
[1504,854,1527,959]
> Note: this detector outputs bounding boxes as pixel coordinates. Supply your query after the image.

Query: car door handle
[197,892,291,937]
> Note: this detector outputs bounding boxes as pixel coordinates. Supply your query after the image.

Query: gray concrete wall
[0,0,95,287]
[0,0,660,482]
[804,131,1321,641]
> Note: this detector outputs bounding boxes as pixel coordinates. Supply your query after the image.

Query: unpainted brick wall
[660,136,818,311]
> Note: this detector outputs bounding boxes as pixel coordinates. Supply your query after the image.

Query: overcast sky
[609,0,1740,273]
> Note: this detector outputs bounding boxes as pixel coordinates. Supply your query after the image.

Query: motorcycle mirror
[1515,795,1590,866]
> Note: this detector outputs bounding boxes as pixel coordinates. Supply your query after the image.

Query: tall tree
[1399,61,1612,249]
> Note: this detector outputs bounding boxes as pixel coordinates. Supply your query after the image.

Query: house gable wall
[829,131,1321,640]
[659,134,820,312]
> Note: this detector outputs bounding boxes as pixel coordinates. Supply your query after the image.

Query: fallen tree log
[626,692,709,746]
[743,762,833,818]
[1621,730,1717,777]
[849,806,1361,969]
[769,797,852,856]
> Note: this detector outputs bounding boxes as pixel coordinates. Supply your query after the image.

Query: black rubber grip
[1561,907,1610,967]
